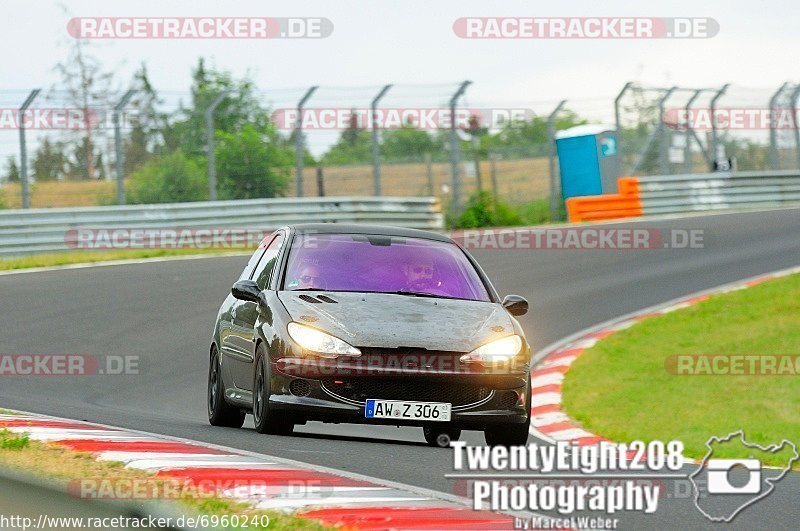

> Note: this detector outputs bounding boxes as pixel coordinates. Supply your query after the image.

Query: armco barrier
[0,196,443,257]
[566,170,800,222]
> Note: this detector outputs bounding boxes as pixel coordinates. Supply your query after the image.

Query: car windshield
[282,233,491,302]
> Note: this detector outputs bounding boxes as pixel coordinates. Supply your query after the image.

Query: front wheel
[208,345,246,428]
[253,344,294,435]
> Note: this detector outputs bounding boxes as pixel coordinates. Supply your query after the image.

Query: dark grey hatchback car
[208,224,531,447]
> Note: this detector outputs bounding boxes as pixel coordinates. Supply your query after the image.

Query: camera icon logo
[690,430,798,522]
[706,458,761,494]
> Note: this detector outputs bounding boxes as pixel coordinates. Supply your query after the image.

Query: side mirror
[231,280,261,303]
[502,294,528,316]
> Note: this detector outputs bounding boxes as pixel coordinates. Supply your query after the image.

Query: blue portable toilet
[555,125,620,200]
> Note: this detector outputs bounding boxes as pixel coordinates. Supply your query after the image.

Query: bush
[451,191,524,228]
[127,151,208,204]
[0,429,30,449]
[517,199,551,225]
[215,124,293,200]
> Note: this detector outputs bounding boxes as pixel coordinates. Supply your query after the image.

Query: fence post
[614,82,633,172]
[791,85,800,170]
[370,84,392,196]
[316,166,325,196]
[294,86,318,198]
[489,152,499,205]
[205,91,230,201]
[683,89,702,173]
[425,152,434,196]
[709,84,730,169]
[449,80,471,214]
[658,87,678,175]
[632,87,675,175]
[18,89,40,209]
[547,100,567,221]
[769,82,789,170]
[113,89,136,205]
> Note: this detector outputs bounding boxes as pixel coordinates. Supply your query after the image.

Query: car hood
[277,291,515,352]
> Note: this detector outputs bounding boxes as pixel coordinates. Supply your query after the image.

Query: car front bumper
[269,360,531,429]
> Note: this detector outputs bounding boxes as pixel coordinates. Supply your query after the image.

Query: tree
[54,37,114,180]
[32,138,66,181]
[126,150,207,204]
[482,110,586,157]
[3,156,19,183]
[215,124,293,199]
[65,137,94,180]
[167,58,271,158]
[124,64,166,175]
[381,125,443,161]
[321,112,372,165]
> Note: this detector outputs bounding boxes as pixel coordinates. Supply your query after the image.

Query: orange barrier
[565,177,642,222]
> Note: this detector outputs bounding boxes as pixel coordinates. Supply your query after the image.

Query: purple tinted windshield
[283,233,491,301]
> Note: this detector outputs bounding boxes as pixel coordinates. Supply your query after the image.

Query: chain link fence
[2,81,799,220]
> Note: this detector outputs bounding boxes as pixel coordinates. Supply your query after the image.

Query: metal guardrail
[566,170,800,222]
[637,170,800,215]
[0,196,443,257]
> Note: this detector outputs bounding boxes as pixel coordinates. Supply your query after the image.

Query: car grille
[496,390,519,409]
[289,379,312,397]
[321,378,492,407]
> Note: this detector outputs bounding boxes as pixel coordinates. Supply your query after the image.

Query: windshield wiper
[390,290,461,300]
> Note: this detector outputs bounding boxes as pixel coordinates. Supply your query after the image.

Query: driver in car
[402,258,438,291]
[289,263,326,290]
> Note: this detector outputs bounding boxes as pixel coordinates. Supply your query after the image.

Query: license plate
[365,399,451,421]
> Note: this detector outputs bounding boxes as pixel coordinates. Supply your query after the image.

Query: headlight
[287,322,361,358]
[460,335,523,364]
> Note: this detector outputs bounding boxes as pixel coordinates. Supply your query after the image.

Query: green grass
[562,273,800,467]
[0,426,328,529]
[0,247,250,271]
[0,409,21,415]
[0,429,30,449]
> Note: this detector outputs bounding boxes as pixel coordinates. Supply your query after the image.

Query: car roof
[285,223,453,243]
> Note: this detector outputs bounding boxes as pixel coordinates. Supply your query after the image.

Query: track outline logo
[689,430,798,522]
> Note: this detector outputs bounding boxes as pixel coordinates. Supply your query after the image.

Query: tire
[253,344,294,435]
[423,426,461,448]
[208,345,246,428]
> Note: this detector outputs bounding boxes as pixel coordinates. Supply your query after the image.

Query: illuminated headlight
[287,322,361,358]
[460,335,523,364]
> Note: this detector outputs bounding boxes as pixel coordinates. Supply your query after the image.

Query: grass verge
[0,248,251,272]
[562,272,800,468]
[0,430,327,530]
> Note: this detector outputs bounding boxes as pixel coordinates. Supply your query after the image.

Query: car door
[219,243,268,388]
[228,231,285,390]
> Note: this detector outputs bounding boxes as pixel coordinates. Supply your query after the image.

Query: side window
[238,247,269,281]
[251,233,285,290]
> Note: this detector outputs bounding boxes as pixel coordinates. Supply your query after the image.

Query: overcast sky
[0,0,797,158]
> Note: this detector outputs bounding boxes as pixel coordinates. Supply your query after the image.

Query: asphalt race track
[1,208,799,529]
